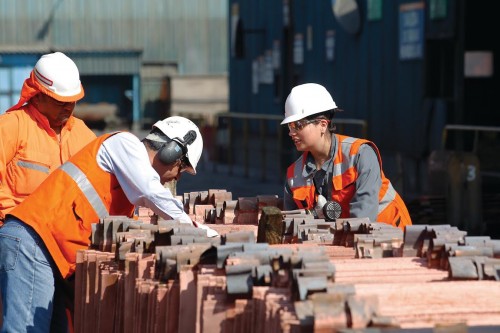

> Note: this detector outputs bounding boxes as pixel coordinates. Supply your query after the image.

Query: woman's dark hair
[307,108,343,133]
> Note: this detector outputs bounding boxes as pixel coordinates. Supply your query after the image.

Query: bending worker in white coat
[0,116,218,332]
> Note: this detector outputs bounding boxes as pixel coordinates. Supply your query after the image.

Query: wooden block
[257,206,283,244]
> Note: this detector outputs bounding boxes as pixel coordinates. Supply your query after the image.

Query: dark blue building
[228,0,500,235]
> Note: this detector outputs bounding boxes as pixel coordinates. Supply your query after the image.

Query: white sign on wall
[252,59,259,94]
[293,33,304,65]
[399,2,425,60]
[262,51,274,84]
[325,30,335,62]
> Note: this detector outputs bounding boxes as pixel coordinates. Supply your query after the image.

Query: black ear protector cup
[158,140,184,164]
[157,130,197,165]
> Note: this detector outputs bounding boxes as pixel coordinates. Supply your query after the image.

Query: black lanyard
[312,136,335,202]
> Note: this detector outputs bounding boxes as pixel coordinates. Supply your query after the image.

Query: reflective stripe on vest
[379,182,397,214]
[333,154,355,177]
[60,161,109,219]
[333,137,357,176]
[17,160,50,174]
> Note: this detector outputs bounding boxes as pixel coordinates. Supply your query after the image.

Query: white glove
[314,195,327,219]
[195,222,219,238]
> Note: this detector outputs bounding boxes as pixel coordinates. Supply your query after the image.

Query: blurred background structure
[0,0,228,131]
[225,0,500,237]
[1,0,499,236]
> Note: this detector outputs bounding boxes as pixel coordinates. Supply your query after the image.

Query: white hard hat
[281,83,337,125]
[152,116,203,175]
[33,52,84,102]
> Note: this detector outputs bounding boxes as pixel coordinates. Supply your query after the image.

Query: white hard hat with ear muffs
[149,116,203,175]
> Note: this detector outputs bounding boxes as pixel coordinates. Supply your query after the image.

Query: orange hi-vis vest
[0,104,96,220]
[10,133,134,278]
[286,134,412,230]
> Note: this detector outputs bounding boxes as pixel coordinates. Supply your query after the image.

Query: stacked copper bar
[181,189,282,225]
[74,243,500,332]
[72,191,500,332]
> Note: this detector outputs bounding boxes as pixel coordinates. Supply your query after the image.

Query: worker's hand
[192,221,219,237]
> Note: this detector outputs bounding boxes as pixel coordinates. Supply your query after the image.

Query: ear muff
[157,130,197,165]
[158,140,184,165]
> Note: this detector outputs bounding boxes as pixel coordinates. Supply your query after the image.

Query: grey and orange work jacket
[286,134,412,230]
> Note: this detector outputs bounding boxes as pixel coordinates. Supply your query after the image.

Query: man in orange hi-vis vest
[0,52,96,225]
[282,83,412,230]
[0,115,218,332]
[0,52,96,332]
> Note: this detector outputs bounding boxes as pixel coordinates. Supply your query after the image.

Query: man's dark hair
[141,128,168,151]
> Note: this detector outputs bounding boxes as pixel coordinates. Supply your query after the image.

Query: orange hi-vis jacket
[0,104,96,220]
[286,134,412,230]
[10,133,134,278]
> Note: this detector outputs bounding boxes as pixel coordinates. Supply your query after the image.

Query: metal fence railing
[211,112,368,183]
[442,124,500,179]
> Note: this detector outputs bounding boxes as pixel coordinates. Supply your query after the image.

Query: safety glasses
[178,157,191,173]
[287,119,319,132]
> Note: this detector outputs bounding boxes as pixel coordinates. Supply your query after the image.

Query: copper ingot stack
[72,189,500,332]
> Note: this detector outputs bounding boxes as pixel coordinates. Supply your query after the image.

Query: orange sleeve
[0,112,22,219]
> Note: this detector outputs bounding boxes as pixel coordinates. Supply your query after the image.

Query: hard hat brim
[280,113,308,125]
[32,71,85,102]
[32,52,85,102]
[42,84,85,102]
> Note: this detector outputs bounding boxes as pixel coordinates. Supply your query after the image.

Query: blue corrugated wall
[228,0,436,196]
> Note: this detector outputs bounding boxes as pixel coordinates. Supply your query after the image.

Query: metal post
[228,117,233,175]
[131,74,141,132]
[277,122,283,183]
[260,119,266,182]
[243,118,249,178]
